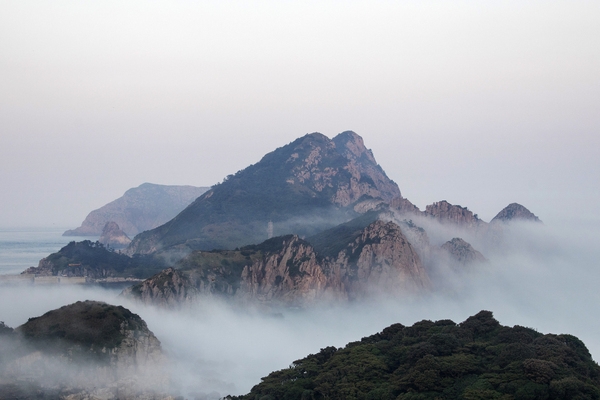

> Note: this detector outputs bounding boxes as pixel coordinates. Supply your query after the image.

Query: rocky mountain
[121,267,200,307]
[228,311,600,400]
[441,237,487,265]
[122,216,431,307]
[389,196,422,215]
[64,182,209,236]
[0,301,168,399]
[424,200,484,228]
[126,131,401,255]
[99,221,132,249]
[492,202,542,223]
[16,301,162,366]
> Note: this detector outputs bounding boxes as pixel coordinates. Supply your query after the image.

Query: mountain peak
[127,131,401,255]
[333,131,376,163]
[491,203,541,223]
[424,200,483,227]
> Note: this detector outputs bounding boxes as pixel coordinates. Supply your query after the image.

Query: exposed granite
[99,221,132,249]
[123,219,431,307]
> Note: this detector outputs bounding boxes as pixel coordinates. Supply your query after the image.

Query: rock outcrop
[389,197,422,216]
[330,132,401,206]
[329,220,430,298]
[1,301,168,399]
[99,221,132,249]
[424,200,484,228]
[123,219,431,307]
[491,203,542,223]
[121,267,200,307]
[64,183,209,236]
[16,301,162,368]
[441,237,487,265]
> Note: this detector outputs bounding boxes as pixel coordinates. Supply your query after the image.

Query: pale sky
[1,1,599,227]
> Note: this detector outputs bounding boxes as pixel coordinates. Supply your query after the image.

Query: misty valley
[2,132,600,399]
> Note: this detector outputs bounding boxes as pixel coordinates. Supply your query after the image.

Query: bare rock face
[238,235,329,305]
[123,220,431,307]
[441,238,487,265]
[330,131,401,206]
[64,183,209,236]
[121,267,200,307]
[99,221,131,249]
[491,203,541,223]
[329,220,431,298]
[389,197,422,216]
[424,200,484,228]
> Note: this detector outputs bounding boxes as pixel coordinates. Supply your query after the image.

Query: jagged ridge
[122,218,430,307]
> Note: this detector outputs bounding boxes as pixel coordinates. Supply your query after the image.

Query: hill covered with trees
[229,311,600,400]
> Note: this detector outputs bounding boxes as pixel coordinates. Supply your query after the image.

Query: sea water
[0,227,96,275]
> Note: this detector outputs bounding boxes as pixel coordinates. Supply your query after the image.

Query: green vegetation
[17,301,146,363]
[37,240,167,278]
[228,311,600,400]
[307,211,380,259]
[131,133,363,253]
[177,247,265,291]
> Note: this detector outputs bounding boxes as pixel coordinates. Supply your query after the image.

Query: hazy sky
[1,1,599,227]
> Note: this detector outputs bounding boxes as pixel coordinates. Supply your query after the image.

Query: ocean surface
[0,227,96,275]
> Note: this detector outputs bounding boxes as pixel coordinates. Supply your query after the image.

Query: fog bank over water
[1,219,599,396]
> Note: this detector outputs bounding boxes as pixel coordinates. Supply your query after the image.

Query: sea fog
[1,219,599,397]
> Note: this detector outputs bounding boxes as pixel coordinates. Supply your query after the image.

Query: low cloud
[1,219,599,397]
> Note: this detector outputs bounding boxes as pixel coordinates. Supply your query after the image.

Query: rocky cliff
[16,301,162,368]
[121,267,200,307]
[99,221,132,249]
[1,301,168,399]
[389,196,422,215]
[122,218,431,307]
[491,203,542,223]
[126,131,401,255]
[441,237,487,265]
[424,200,484,228]
[64,183,209,236]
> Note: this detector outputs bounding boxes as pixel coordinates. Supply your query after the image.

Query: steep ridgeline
[126,131,401,255]
[228,311,600,400]
[121,216,431,307]
[64,183,209,236]
[491,203,542,223]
